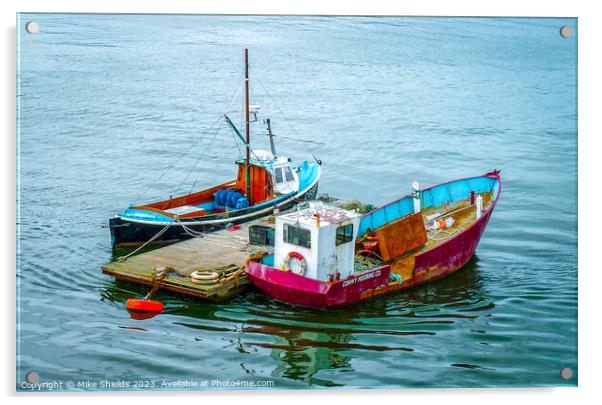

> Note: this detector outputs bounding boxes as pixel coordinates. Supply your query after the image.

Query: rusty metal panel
[374,212,427,261]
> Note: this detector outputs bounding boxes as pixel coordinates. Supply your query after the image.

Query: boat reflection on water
[243,256,492,386]
[391,255,492,311]
[101,254,492,387]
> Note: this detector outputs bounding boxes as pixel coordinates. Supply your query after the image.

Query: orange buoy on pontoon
[126,298,164,313]
[125,265,170,319]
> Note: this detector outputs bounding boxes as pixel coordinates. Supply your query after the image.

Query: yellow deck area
[102,217,274,301]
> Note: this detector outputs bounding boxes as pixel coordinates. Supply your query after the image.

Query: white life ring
[283,251,307,276]
[191,271,220,285]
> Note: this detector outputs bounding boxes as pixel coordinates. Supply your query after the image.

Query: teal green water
[17,14,577,390]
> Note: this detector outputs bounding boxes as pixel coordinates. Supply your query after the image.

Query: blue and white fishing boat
[109,50,321,249]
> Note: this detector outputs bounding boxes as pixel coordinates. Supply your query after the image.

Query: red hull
[245,263,391,308]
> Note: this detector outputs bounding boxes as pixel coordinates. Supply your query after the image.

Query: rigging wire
[249,65,321,162]
[134,75,244,203]
[174,117,223,196]
[222,71,267,163]
[262,129,269,151]
[184,75,257,194]
[184,125,225,195]
[133,114,222,203]
[184,77,246,194]
[231,130,243,159]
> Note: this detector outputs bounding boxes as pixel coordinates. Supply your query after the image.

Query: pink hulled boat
[245,170,501,308]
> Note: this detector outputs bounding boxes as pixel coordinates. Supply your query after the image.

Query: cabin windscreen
[336,224,354,246]
[357,175,499,236]
[275,168,284,183]
[284,224,312,248]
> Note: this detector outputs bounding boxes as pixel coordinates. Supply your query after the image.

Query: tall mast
[245,49,251,201]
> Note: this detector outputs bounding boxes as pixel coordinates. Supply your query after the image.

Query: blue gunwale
[118,161,321,223]
[357,173,501,236]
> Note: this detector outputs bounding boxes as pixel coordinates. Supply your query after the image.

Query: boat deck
[102,216,276,301]
[358,191,494,282]
[391,193,493,280]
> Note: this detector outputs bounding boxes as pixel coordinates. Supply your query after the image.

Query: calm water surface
[17,14,577,389]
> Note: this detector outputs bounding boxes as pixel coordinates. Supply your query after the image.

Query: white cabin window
[284,166,295,182]
[284,224,311,248]
[275,168,284,183]
[336,224,354,246]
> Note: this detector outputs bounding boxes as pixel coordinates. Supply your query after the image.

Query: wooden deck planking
[102,217,274,300]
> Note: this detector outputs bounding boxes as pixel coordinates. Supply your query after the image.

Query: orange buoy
[434,219,446,230]
[126,298,164,312]
[125,266,170,319]
[128,311,160,321]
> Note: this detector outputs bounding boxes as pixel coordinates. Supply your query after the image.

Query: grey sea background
[17,14,577,389]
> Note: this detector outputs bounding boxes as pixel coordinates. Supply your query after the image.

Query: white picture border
[3,1,599,404]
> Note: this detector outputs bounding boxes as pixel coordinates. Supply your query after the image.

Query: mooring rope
[115,222,174,262]
[116,215,206,262]
[174,216,205,237]
[219,252,266,284]
[144,266,172,300]
[355,250,383,261]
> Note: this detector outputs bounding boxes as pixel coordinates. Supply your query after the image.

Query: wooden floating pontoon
[102,216,276,301]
